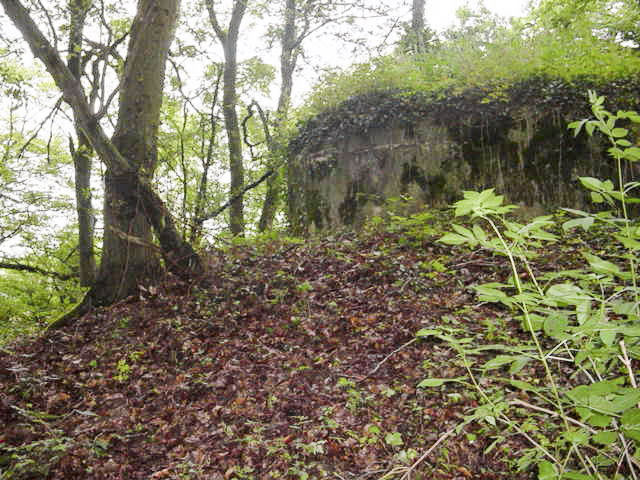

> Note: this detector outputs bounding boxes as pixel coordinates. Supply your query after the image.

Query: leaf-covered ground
[0,220,592,479]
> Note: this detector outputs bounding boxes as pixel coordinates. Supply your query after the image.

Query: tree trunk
[91,0,180,304]
[191,73,221,244]
[206,0,247,236]
[0,0,203,312]
[412,0,426,54]
[67,0,96,287]
[71,134,96,286]
[258,0,297,232]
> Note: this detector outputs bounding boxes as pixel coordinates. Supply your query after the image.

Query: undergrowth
[409,92,640,480]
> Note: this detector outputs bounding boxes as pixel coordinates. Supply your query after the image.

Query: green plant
[301,5,640,118]
[0,435,72,479]
[114,358,131,382]
[0,406,72,480]
[417,93,640,479]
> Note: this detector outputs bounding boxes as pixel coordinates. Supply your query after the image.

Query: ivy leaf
[537,460,558,480]
[483,355,517,371]
[415,329,441,338]
[579,177,606,192]
[568,119,587,136]
[623,147,640,162]
[438,232,471,246]
[592,431,617,446]
[621,408,640,442]
[473,283,511,304]
[582,252,622,277]
[417,378,447,387]
[543,313,569,339]
[614,234,640,250]
[509,379,540,393]
[508,356,530,375]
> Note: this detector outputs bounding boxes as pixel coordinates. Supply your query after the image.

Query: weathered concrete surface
[290,120,466,231]
[288,80,640,233]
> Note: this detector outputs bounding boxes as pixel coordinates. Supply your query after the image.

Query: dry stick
[397,425,457,480]
[619,339,638,389]
[573,444,602,480]
[510,399,597,434]
[366,338,417,378]
[618,339,640,480]
[195,169,275,225]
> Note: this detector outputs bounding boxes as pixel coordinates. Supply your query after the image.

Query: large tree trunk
[93,0,178,303]
[0,0,203,312]
[67,0,96,287]
[206,0,247,236]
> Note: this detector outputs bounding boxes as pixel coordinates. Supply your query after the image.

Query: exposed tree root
[47,291,93,330]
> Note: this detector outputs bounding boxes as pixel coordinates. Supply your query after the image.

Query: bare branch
[15,95,63,161]
[0,0,136,174]
[195,169,275,226]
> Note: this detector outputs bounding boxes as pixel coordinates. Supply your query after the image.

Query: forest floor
[0,213,605,479]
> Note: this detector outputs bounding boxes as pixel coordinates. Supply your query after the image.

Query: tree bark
[93,0,179,303]
[411,0,426,54]
[206,0,247,236]
[67,0,96,287]
[258,0,297,232]
[70,135,96,286]
[0,0,203,310]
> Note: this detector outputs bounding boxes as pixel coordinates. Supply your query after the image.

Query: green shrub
[422,92,640,479]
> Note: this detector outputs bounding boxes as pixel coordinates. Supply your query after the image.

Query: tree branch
[204,0,225,41]
[195,169,276,226]
[0,262,75,280]
[0,0,136,175]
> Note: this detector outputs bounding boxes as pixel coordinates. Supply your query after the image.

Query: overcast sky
[429,0,531,30]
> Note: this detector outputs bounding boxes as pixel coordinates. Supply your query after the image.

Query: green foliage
[368,196,442,245]
[532,0,640,46]
[0,227,86,345]
[0,405,71,479]
[427,94,640,478]
[301,5,640,117]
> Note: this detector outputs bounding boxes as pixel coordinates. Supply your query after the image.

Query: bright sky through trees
[430,0,530,30]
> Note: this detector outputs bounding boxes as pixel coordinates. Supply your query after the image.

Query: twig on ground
[377,425,457,480]
[365,338,417,379]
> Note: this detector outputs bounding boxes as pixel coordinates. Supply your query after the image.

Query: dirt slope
[1,227,539,479]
